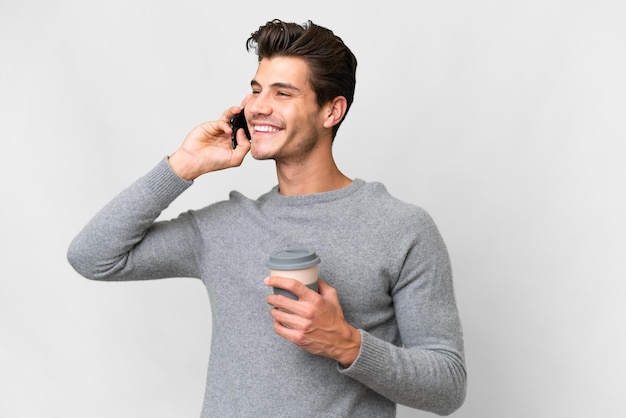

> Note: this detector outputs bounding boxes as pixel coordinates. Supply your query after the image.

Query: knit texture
[68,158,466,417]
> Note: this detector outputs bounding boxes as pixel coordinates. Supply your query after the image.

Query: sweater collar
[260,178,365,207]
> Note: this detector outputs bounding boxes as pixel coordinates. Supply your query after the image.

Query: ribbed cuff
[338,330,388,382]
[144,157,193,203]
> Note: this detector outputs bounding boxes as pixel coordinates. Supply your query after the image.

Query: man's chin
[249,149,273,161]
[249,143,277,161]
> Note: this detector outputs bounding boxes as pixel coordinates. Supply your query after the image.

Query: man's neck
[275,156,352,196]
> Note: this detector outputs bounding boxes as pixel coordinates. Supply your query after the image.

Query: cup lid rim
[267,249,321,270]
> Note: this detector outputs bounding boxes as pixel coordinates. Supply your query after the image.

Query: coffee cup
[267,249,321,300]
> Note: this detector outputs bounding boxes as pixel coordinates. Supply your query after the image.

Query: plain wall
[1,1,624,417]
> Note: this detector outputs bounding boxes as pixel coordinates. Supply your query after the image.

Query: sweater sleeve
[67,157,200,281]
[339,209,467,416]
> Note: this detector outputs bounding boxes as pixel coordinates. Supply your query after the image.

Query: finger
[270,307,304,332]
[265,275,296,293]
[222,105,243,122]
[266,291,300,315]
[273,317,295,333]
[203,119,233,140]
[266,276,312,303]
[270,306,294,324]
[234,126,252,150]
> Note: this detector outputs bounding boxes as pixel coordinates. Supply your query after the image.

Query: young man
[68,19,466,417]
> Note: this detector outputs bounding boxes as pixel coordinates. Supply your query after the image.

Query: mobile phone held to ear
[230,109,251,148]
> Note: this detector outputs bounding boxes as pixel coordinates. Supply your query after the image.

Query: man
[68,19,466,417]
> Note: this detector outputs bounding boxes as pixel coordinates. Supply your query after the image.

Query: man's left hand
[265,277,361,368]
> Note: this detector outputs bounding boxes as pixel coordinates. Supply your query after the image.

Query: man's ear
[322,96,348,129]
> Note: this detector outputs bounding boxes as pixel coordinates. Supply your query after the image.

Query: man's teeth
[254,125,280,133]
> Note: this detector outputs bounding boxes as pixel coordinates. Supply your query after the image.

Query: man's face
[245,56,327,162]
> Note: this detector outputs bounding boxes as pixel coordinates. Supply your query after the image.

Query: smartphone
[229,109,251,148]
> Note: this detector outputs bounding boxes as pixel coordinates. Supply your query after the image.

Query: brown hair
[246,19,357,139]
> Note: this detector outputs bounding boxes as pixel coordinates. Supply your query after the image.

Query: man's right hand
[168,106,251,181]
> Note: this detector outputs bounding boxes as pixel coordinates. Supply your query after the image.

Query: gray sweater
[67,158,466,417]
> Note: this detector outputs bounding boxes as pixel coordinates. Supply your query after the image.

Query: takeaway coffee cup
[267,249,321,300]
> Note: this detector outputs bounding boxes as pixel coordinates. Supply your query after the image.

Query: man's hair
[246,19,357,139]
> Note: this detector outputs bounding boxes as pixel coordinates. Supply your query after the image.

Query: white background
[2,1,625,417]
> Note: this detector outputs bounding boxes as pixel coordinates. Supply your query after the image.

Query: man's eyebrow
[250,79,301,92]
